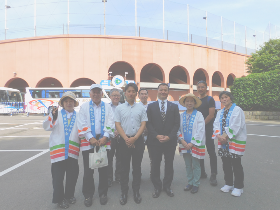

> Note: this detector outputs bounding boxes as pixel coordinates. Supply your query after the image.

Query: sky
[0,0,279,51]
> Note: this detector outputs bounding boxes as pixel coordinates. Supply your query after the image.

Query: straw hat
[58,91,79,107]
[179,93,202,108]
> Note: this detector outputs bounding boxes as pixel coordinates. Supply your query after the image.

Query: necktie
[161,101,166,121]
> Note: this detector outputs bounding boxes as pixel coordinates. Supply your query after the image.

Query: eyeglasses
[111,95,120,98]
[197,86,206,89]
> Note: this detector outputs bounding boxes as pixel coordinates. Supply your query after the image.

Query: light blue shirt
[158,99,167,114]
[115,101,148,136]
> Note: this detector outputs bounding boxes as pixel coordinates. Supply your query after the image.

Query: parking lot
[0,114,280,210]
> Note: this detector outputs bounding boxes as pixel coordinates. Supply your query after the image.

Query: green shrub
[230,70,280,111]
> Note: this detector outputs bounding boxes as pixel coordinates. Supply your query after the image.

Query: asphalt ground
[0,115,279,210]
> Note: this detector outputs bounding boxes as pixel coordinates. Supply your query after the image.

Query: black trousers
[82,147,108,198]
[107,137,121,181]
[221,156,244,189]
[148,144,176,190]
[200,126,218,175]
[51,157,79,204]
[119,136,145,194]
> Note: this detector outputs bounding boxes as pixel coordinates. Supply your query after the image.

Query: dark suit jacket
[146,101,180,147]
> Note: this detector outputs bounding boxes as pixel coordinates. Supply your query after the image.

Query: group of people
[43,81,247,209]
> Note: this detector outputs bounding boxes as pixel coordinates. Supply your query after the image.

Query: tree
[246,39,280,74]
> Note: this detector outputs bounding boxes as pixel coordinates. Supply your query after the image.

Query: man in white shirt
[108,88,122,187]
[77,84,115,207]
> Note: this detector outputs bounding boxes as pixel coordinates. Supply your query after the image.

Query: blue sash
[219,103,236,150]
[61,109,76,159]
[183,109,197,153]
[89,101,106,141]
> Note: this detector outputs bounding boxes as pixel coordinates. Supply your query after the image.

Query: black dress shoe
[119,193,128,205]
[108,179,113,187]
[133,191,142,204]
[66,197,76,204]
[57,199,69,209]
[164,188,174,197]
[184,184,193,191]
[210,174,218,186]
[84,197,93,207]
[191,186,199,194]
[152,189,161,198]
[100,194,108,205]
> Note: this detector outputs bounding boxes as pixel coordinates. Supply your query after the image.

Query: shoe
[119,193,128,205]
[191,186,199,194]
[108,179,113,187]
[84,197,93,207]
[231,188,243,197]
[209,174,218,186]
[184,184,193,191]
[66,197,76,204]
[133,191,142,204]
[220,185,234,193]
[201,172,207,179]
[152,189,161,198]
[100,194,108,205]
[164,188,174,197]
[57,199,69,209]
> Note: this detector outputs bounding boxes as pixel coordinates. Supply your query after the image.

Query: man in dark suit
[146,83,180,198]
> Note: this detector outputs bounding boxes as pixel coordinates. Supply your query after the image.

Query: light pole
[135,0,137,36]
[34,0,36,36]
[163,0,165,39]
[5,0,11,40]
[102,0,107,35]
[67,0,69,34]
[203,12,207,46]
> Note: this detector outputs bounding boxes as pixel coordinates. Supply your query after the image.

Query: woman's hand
[52,106,59,122]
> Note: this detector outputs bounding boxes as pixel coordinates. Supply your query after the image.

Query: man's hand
[125,137,136,148]
[89,137,98,146]
[181,140,188,149]
[159,135,170,143]
[156,135,164,141]
[98,137,107,146]
[217,135,227,145]
[114,130,119,138]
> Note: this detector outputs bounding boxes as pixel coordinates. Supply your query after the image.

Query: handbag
[89,146,108,169]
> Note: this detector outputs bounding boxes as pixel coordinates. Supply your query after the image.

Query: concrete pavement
[0,115,279,210]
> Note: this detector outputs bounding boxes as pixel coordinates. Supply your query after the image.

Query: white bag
[89,146,108,169]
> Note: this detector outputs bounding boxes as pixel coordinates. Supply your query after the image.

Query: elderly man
[115,83,148,205]
[107,88,122,187]
[77,84,115,207]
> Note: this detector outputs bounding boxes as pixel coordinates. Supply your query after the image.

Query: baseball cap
[90,84,102,91]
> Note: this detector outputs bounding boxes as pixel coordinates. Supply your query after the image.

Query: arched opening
[5,78,29,93]
[212,71,224,87]
[193,68,209,85]
[70,78,95,87]
[108,61,135,81]
[140,63,164,83]
[226,74,235,87]
[169,66,189,84]
[36,77,63,88]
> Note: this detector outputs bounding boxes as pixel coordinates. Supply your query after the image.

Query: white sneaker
[231,188,243,197]
[220,185,234,193]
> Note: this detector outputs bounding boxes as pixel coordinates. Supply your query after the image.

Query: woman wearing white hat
[177,93,205,194]
[43,91,80,209]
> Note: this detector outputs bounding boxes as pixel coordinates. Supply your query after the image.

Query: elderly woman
[43,92,80,209]
[212,91,247,197]
[177,93,205,194]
